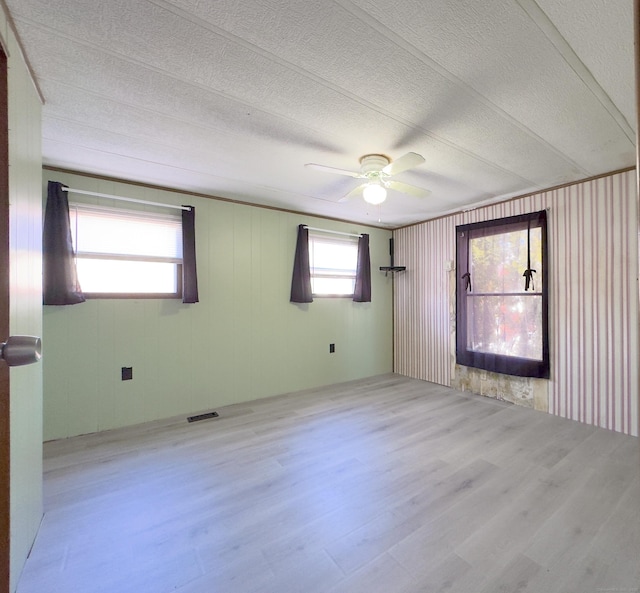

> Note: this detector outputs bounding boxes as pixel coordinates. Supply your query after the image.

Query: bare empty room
[0,1,639,592]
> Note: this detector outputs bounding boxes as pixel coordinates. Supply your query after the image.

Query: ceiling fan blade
[305,163,362,178]
[387,180,431,198]
[338,184,365,202]
[382,152,425,176]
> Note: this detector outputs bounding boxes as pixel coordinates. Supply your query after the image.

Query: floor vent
[187,411,219,423]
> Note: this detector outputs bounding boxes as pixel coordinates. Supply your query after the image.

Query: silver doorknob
[1,336,42,367]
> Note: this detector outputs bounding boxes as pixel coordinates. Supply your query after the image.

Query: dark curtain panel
[290,224,313,303]
[353,233,371,302]
[43,181,85,305]
[181,206,199,304]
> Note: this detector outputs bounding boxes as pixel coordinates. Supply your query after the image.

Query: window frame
[70,203,184,300]
[308,232,359,298]
[455,210,549,379]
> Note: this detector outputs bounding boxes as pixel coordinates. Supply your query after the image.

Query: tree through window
[456,210,549,378]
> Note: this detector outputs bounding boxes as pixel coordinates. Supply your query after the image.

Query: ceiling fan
[305,152,430,204]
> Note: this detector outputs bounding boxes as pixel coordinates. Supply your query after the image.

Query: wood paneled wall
[394,170,639,436]
[42,171,394,441]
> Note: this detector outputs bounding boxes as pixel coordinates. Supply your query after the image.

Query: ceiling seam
[41,130,348,205]
[42,112,235,160]
[331,0,592,175]
[150,0,456,124]
[12,16,342,144]
[18,14,540,190]
[33,75,345,151]
[38,79,539,197]
[12,0,631,226]
[149,0,584,183]
[516,0,635,144]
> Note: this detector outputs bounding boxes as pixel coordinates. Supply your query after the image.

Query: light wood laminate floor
[17,374,640,593]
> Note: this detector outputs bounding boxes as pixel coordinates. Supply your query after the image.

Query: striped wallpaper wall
[394,169,639,436]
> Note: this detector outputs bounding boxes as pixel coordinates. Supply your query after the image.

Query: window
[69,204,183,298]
[456,210,549,378]
[309,233,359,296]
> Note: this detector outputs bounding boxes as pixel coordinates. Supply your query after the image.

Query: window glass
[69,204,182,298]
[456,211,549,378]
[75,259,179,294]
[466,294,543,360]
[470,228,542,294]
[309,234,358,296]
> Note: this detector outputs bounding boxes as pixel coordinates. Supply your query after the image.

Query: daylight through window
[456,210,549,378]
[69,204,183,297]
[309,233,359,296]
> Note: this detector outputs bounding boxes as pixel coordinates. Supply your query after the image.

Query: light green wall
[43,171,393,440]
[4,16,44,592]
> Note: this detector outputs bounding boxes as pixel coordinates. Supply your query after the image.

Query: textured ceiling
[6,0,636,227]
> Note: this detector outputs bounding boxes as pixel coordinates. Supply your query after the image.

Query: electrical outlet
[329,343,335,353]
[121,367,133,381]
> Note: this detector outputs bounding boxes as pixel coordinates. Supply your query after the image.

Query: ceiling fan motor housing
[359,154,391,178]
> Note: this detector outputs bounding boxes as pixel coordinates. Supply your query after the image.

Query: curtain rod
[304,225,362,238]
[61,187,190,211]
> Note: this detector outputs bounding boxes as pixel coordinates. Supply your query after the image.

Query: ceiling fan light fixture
[362,183,387,205]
